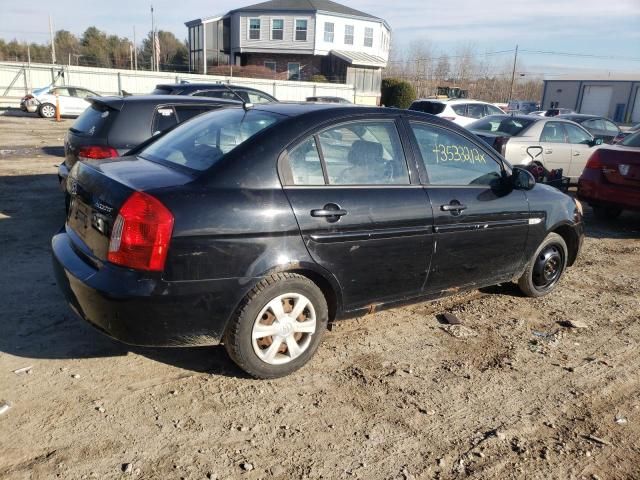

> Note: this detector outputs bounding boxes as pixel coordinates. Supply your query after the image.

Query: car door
[405,119,530,293]
[564,122,596,179]
[539,121,572,173]
[50,87,74,115]
[280,117,434,310]
[68,88,93,114]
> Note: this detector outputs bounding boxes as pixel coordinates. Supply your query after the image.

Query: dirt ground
[0,110,639,480]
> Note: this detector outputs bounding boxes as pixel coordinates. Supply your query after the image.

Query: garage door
[580,85,613,117]
[632,87,640,123]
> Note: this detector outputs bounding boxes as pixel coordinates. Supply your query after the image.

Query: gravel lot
[1,110,639,480]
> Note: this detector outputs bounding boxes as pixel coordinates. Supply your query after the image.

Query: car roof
[91,95,241,110]
[413,98,491,105]
[156,83,268,91]
[557,114,600,121]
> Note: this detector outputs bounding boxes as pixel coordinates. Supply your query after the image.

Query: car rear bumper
[578,171,640,212]
[52,229,246,347]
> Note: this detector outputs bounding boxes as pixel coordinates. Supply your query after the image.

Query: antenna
[220,83,253,111]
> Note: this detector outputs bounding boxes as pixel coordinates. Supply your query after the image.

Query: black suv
[53,104,584,379]
[152,83,278,104]
[59,95,239,186]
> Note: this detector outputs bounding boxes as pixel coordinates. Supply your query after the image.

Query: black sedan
[60,95,239,186]
[557,114,623,144]
[152,82,278,103]
[52,104,584,378]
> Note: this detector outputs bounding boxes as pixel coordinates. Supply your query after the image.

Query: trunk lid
[66,156,193,262]
[599,147,640,188]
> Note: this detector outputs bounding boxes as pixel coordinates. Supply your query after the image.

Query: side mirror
[512,167,536,190]
[590,138,603,147]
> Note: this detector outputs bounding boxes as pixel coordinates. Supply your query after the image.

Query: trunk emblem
[93,200,114,214]
[619,164,630,176]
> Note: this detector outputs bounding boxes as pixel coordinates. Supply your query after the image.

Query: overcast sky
[2,0,639,75]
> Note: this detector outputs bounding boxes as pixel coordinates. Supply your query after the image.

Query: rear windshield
[409,101,446,115]
[139,108,284,171]
[152,87,173,95]
[469,115,535,136]
[621,131,640,148]
[69,103,115,135]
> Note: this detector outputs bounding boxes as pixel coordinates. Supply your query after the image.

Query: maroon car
[578,131,640,219]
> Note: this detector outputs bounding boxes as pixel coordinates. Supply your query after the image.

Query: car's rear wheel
[38,103,56,118]
[224,273,328,379]
[592,206,622,220]
[517,233,568,297]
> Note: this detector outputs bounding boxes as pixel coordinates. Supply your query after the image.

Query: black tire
[517,233,568,298]
[592,206,622,221]
[223,273,328,379]
[38,103,56,119]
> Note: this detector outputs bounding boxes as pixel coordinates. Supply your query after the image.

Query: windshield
[139,108,284,171]
[621,131,640,148]
[469,116,535,136]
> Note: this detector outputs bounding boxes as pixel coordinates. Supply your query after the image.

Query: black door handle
[441,203,467,212]
[311,203,347,222]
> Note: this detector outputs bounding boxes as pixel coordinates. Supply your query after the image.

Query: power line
[519,49,640,62]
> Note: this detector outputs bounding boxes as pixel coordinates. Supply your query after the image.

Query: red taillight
[78,145,119,160]
[108,192,174,272]
[584,150,604,170]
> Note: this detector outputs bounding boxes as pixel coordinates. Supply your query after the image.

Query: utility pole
[150,5,156,71]
[49,14,57,64]
[133,26,138,70]
[508,45,518,103]
[130,43,134,70]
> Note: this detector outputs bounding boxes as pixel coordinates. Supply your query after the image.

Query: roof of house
[229,0,381,20]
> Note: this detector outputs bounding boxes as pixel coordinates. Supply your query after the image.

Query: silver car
[468,115,602,181]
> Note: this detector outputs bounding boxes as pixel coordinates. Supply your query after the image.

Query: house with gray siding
[185,0,391,102]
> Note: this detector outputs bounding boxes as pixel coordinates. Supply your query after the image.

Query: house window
[364,27,373,47]
[295,19,307,41]
[249,18,261,40]
[344,25,354,45]
[288,62,300,81]
[271,19,283,40]
[324,22,334,43]
[264,61,276,72]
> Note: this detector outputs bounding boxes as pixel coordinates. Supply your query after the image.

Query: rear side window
[247,91,274,103]
[70,104,115,136]
[318,121,409,185]
[583,118,604,130]
[193,90,244,102]
[288,137,324,185]
[603,120,619,133]
[451,104,467,116]
[540,122,567,143]
[152,107,178,134]
[410,122,502,187]
[466,104,485,119]
[174,105,218,122]
[409,101,446,115]
[140,109,283,171]
[487,105,504,115]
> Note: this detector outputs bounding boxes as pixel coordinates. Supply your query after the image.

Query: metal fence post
[50,67,55,84]
[117,72,122,95]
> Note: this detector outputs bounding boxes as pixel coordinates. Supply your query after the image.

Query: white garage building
[541,75,640,124]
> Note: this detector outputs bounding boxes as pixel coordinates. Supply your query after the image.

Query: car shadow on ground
[0,172,242,377]
[582,208,640,240]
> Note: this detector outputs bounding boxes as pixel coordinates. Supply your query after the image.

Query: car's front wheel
[517,232,568,297]
[38,103,56,118]
[224,273,328,379]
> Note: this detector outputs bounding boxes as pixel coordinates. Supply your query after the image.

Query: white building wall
[313,13,390,60]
